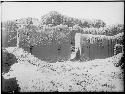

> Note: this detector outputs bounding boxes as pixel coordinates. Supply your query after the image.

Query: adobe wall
[81,40,115,60]
[32,42,71,62]
[81,33,123,60]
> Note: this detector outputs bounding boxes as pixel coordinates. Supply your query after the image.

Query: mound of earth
[2,47,124,92]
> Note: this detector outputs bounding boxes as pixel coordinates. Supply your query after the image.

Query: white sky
[1,2,124,25]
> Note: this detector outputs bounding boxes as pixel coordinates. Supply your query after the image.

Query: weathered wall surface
[81,40,115,60]
[32,42,71,62]
[2,31,71,62]
[75,33,82,56]
[2,30,123,62]
[2,31,17,47]
[2,31,8,47]
[81,33,123,60]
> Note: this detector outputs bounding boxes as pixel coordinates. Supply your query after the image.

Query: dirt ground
[2,47,124,92]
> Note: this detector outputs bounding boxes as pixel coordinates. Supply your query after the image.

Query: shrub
[2,77,20,92]
[2,49,17,73]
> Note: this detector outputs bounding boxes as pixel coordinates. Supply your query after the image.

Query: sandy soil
[2,47,124,92]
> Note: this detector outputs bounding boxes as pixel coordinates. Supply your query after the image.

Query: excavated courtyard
[2,47,124,92]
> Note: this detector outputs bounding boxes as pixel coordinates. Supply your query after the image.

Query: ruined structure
[70,32,124,61]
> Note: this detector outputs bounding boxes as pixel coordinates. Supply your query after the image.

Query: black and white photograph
[1,1,124,92]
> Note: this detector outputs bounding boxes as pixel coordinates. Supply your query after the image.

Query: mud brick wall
[81,33,123,60]
[32,42,71,62]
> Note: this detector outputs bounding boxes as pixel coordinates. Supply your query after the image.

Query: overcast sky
[1,2,124,25]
